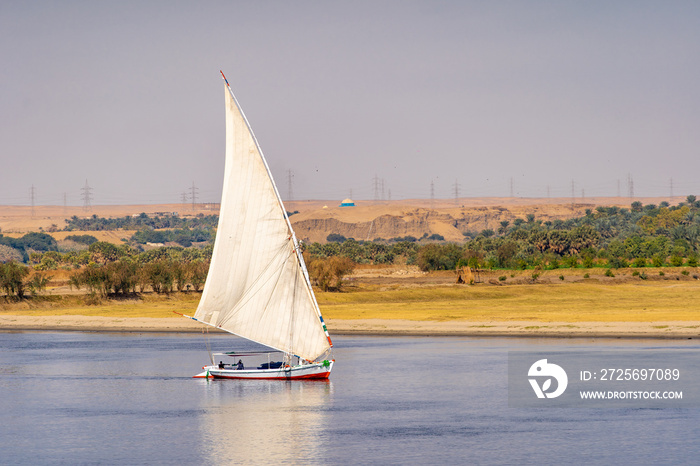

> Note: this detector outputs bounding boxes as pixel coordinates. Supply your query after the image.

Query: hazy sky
[2,1,699,205]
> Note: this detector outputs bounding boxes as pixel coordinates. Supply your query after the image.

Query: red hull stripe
[211,371,331,380]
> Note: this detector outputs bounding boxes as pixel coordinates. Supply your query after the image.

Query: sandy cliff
[289,200,624,243]
[0,196,674,244]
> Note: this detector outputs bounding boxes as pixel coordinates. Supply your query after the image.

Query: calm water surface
[1,332,699,465]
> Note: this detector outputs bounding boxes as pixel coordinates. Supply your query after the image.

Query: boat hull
[194,360,333,380]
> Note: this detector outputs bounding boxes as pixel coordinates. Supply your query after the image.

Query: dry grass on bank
[4,279,699,325]
[316,281,700,323]
[0,293,200,318]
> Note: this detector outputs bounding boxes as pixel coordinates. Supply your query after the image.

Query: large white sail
[194,78,331,362]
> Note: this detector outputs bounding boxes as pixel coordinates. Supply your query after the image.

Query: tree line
[131,227,214,247]
[306,196,700,271]
[0,232,58,262]
[1,246,354,299]
[0,227,213,265]
[63,213,219,231]
[68,257,210,296]
[4,197,700,299]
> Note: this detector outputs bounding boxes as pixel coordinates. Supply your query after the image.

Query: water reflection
[198,380,333,464]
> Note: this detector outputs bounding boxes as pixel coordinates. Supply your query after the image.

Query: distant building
[340,198,355,207]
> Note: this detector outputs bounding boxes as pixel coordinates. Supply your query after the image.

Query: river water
[1,332,699,465]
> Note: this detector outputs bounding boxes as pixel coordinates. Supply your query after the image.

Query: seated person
[218,361,225,369]
[237,359,244,370]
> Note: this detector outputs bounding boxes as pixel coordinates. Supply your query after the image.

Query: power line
[627,173,634,201]
[30,185,36,217]
[571,179,575,211]
[670,178,674,202]
[287,170,294,201]
[81,180,93,212]
[453,179,460,206]
[189,181,198,211]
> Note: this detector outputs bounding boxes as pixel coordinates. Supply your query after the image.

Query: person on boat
[218,361,225,369]
[237,359,244,370]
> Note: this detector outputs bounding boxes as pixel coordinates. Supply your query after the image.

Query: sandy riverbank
[1,315,699,339]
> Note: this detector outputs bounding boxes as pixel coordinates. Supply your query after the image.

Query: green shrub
[308,256,355,291]
[65,234,99,245]
[416,243,463,271]
[0,261,30,298]
[608,257,628,268]
[564,256,578,268]
[632,257,647,268]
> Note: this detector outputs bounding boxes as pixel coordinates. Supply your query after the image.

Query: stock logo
[528,359,568,399]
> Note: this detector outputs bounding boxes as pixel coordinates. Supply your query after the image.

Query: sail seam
[254,246,296,349]
[217,241,290,329]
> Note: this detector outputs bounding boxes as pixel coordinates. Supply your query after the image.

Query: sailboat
[184,72,334,380]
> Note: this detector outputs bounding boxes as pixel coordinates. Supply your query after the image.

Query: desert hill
[0,196,678,244]
[286,196,671,243]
